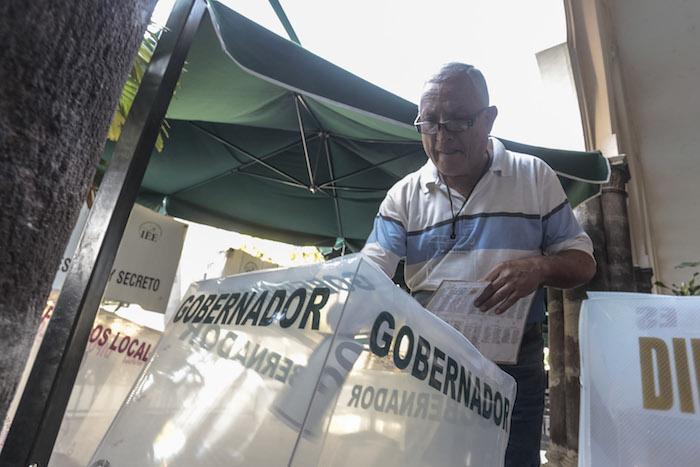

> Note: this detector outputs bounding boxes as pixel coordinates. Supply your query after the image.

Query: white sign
[104,204,187,313]
[579,292,700,466]
[49,309,162,467]
[426,280,534,364]
[89,255,515,466]
[223,248,278,276]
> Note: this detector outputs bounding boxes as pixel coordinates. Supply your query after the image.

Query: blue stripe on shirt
[405,215,543,265]
[542,202,584,249]
[367,215,407,257]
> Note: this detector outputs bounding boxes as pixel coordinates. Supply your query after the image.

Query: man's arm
[361,188,407,280]
[473,249,595,314]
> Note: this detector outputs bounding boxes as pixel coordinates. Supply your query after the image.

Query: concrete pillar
[563,285,586,453]
[574,196,611,291]
[634,266,654,293]
[546,288,567,464]
[601,156,635,291]
[546,192,613,465]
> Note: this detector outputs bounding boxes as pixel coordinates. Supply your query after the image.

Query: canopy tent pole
[172,128,321,196]
[294,94,345,239]
[319,146,421,188]
[294,94,317,192]
[267,0,301,45]
[239,171,312,190]
[319,185,385,192]
[323,134,345,241]
[0,0,206,464]
[328,134,425,145]
[185,119,388,194]
[189,122,310,189]
[296,93,323,128]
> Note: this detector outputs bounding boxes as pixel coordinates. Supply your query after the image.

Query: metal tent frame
[181,94,423,244]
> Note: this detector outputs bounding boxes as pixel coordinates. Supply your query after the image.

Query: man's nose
[435,124,452,142]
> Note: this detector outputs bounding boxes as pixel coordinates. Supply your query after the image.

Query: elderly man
[361,62,596,466]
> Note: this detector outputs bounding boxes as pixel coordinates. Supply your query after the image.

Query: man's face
[418,76,496,178]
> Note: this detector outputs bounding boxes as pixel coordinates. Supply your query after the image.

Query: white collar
[419,137,511,193]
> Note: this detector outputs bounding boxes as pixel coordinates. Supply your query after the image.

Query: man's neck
[440,153,491,197]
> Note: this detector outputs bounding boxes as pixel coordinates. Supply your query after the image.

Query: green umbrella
[104,1,609,250]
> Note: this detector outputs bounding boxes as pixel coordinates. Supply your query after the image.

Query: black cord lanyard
[444,153,492,239]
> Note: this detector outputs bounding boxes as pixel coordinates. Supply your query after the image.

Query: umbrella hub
[310,185,319,194]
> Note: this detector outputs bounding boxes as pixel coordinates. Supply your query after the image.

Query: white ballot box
[579,292,700,467]
[89,254,515,466]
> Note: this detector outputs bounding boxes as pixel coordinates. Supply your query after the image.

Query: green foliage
[108,24,171,152]
[654,262,700,296]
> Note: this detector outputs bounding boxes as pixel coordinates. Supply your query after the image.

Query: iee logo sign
[138,222,162,243]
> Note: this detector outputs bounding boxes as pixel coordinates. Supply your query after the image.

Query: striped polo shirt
[361,137,594,324]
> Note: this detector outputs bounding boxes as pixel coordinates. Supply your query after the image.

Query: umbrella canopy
[104,1,609,250]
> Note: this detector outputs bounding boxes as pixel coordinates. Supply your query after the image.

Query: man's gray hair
[425,62,490,106]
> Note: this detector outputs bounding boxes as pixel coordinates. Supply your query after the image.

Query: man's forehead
[419,77,484,114]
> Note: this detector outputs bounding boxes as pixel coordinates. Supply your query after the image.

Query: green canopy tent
[104,1,610,251]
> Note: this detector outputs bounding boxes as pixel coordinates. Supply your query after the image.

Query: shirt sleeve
[538,163,595,258]
[361,188,407,279]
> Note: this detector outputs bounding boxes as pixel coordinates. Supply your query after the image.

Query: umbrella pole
[0,0,206,464]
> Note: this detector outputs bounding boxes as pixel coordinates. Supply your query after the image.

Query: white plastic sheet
[90,255,515,466]
[579,292,700,466]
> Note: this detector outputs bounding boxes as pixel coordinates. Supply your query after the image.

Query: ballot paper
[425,281,534,364]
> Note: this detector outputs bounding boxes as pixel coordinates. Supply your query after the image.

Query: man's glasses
[414,107,488,134]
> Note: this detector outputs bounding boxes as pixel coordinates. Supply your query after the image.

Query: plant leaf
[107,20,181,151]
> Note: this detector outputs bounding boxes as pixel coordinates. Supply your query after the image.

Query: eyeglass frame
[413,107,490,135]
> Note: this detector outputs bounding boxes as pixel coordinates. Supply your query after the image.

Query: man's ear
[484,106,498,133]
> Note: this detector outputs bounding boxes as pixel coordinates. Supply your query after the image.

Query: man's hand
[473,250,596,314]
[474,258,543,314]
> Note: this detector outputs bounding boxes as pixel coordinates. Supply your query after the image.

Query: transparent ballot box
[90,255,515,466]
